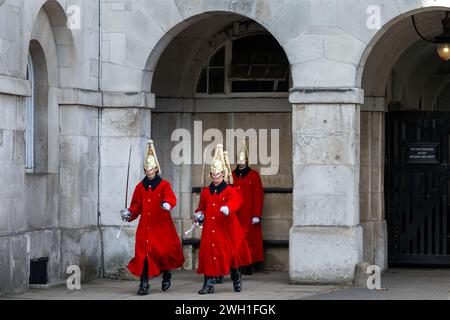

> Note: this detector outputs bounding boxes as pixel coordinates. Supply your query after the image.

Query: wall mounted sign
[406,143,439,164]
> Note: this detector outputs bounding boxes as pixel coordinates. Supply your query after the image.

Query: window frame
[25,54,35,171]
[194,33,290,98]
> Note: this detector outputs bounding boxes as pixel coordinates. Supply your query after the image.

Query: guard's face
[238,161,247,169]
[211,172,224,185]
[237,152,247,168]
[145,167,157,180]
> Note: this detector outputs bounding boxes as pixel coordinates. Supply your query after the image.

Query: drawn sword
[116,146,132,239]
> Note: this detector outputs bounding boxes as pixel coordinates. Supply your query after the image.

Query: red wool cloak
[127,175,185,277]
[232,167,265,264]
[195,182,252,277]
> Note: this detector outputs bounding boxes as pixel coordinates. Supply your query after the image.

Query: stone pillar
[59,101,102,282]
[289,88,363,284]
[0,86,29,293]
[360,97,387,271]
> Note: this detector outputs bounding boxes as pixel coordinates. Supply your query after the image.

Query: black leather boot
[231,268,242,292]
[198,276,215,294]
[138,279,150,295]
[137,259,150,295]
[161,270,172,291]
[214,275,224,284]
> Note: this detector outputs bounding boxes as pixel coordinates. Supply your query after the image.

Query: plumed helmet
[210,144,225,175]
[143,140,161,173]
[237,138,249,164]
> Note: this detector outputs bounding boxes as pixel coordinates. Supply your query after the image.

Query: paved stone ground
[304,268,450,300]
[2,268,449,300]
[1,270,339,300]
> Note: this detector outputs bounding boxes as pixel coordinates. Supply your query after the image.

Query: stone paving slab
[1,270,339,300]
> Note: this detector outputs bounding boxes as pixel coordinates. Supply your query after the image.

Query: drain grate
[29,257,49,285]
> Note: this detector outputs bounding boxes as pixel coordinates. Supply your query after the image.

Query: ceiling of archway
[152,12,270,98]
[362,10,450,110]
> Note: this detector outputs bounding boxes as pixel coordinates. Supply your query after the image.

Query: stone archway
[359,7,450,269]
[147,12,293,273]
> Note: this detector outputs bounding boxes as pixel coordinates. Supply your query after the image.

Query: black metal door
[386,111,450,266]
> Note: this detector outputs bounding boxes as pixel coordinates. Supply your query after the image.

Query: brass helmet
[237,138,249,165]
[210,144,226,176]
[143,140,161,174]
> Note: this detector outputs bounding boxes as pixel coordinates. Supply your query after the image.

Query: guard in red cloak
[120,140,184,295]
[194,144,251,294]
[232,139,265,275]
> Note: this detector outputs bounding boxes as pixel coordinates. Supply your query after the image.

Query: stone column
[0,80,30,293]
[289,88,363,284]
[59,91,102,282]
[360,97,387,271]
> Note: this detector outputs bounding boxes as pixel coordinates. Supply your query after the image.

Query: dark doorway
[386,111,450,266]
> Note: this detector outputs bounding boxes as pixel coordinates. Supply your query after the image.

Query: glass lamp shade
[437,43,450,61]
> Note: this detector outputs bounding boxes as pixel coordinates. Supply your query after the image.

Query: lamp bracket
[412,15,439,44]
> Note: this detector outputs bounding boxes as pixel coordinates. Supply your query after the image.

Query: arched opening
[26,53,35,170]
[26,40,49,173]
[360,8,450,268]
[149,12,293,272]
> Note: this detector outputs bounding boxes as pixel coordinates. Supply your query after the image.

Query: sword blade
[116,222,124,239]
[118,146,132,240]
[125,146,132,208]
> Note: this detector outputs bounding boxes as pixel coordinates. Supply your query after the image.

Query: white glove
[194,212,204,224]
[162,202,171,211]
[120,209,132,222]
[220,206,229,216]
[252,217,261,225]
